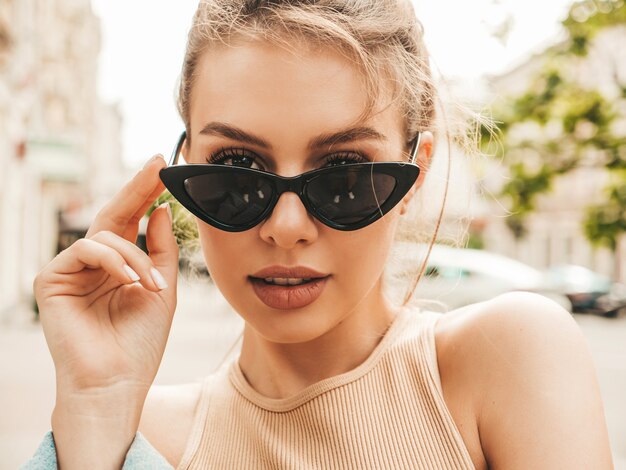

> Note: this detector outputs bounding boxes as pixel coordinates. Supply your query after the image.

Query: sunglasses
[159,131,421,232]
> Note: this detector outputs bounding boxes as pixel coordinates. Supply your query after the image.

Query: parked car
[387,243,572,312]
[544,265,626,318]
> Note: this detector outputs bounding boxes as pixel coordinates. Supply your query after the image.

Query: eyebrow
[309,126,387,150]
[198,122,387,151]
[199,122,272,149]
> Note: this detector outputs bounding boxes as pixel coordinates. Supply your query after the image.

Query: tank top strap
[414,310,446,391]
[408,310,475,467]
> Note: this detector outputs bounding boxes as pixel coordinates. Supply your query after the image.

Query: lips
[251,266,329,279]
[249,266,330,310]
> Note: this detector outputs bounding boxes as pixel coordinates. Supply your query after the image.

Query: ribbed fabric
[177,308,475,469]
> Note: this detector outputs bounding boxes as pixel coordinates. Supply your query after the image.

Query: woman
[24,0,613,469]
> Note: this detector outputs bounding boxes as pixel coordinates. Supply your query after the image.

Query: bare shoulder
[138,382,203,467]
[435,290,582,354]
[435,292,613,469]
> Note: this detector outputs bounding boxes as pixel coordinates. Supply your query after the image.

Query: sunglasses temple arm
[409,132,421,165]
[169,131,187,166]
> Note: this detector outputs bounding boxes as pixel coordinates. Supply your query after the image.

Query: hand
[35,155,178,394]
[33,155,179,469]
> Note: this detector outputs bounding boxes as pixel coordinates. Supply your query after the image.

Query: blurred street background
[1,0,625,468]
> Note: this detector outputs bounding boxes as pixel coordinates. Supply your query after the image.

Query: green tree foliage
[487,0,626,249]
[584,171,626,250]
[147,191,199,251]
[563,0,626,55]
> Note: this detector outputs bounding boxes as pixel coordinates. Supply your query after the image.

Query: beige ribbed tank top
[177,308,475,469]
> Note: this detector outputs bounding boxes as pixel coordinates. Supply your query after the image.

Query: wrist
[51,388,147,470]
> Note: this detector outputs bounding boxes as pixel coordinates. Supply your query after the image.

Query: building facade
[0,0,123,319]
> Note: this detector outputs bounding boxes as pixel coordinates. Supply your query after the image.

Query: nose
[259,192,318,248]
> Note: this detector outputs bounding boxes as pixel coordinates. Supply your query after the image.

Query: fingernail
[143,154,165,169]
[159,202,172,225]
[150,267,168,290]
[123,265,141,282]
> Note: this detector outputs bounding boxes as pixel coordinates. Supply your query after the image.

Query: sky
[91,0,576,168]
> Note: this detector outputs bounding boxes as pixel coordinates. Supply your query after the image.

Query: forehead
[189,40,403,142]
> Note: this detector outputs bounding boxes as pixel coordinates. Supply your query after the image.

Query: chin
[239,301,345,345]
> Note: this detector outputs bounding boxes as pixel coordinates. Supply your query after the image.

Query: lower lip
[250,277,330,310]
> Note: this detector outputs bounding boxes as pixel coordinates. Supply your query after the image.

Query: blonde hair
[173,0,483,307]
[178,0,436,144]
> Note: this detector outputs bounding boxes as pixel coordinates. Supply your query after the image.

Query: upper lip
[250,266,330,279]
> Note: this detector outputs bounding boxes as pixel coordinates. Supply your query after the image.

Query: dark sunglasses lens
[184,171,273,226]
[306,166,397,225]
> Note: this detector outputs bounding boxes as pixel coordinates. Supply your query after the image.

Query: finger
[122,183,168,242]
[52,238,143,287]
[87,155,166,240]
[146,203,179,293]
[89,231,168,292]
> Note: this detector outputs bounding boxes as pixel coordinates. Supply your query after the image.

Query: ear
[399,131,434,216]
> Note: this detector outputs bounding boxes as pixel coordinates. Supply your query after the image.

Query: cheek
[196,223,253,283]
[328,210,400,285]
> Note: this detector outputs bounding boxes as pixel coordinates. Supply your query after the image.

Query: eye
[324,151,368,167]
[206,148,264,170]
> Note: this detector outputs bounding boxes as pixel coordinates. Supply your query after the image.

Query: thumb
[146,202,179,289]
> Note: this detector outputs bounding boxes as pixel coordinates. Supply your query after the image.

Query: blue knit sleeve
[20,431,174,470]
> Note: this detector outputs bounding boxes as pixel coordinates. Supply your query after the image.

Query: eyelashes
[324,152,367,166]
[205,147,369,170]
[205,147,260,169]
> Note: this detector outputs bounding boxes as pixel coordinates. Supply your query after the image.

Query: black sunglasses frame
[159,131,421,232]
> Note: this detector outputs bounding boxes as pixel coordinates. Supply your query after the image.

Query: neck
[238,283,400,399]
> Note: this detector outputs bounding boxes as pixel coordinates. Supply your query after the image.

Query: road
[1,279,624,469]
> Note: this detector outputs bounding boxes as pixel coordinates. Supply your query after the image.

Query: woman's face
[186,40,430,344]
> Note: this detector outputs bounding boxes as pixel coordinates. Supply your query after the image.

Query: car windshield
[395,243,545,287]
[432,249,543,285]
